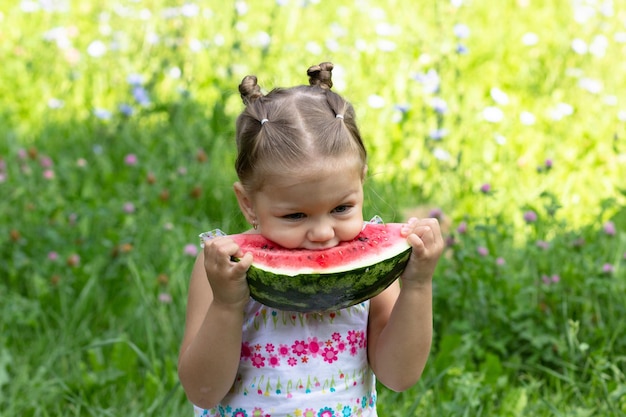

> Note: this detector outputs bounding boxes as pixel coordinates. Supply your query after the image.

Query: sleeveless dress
[193,299,378,417]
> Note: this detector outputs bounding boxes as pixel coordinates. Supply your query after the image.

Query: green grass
[1,0,626,415]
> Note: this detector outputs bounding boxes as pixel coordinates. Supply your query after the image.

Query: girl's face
[235,157,366,250]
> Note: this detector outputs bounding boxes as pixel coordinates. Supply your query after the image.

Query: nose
[307,218,335,244]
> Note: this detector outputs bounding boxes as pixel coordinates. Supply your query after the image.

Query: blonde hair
[235,62,367,191]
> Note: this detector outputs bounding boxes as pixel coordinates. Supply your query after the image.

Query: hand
[202,236,254,309]
[400,217,445,286]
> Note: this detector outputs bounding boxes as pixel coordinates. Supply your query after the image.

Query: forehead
[253,158,365,212]
[259,154,365,190]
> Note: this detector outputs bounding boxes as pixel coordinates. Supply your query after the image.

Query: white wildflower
[483,106,504,123]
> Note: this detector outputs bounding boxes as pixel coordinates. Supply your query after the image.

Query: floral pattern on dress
[194,395,377,417]
[240,329,365,369]
[193,300,377,417]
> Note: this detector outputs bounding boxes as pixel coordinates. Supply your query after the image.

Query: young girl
[178,62,444,417]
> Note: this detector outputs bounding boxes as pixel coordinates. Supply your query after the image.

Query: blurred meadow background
[1,0,626,415]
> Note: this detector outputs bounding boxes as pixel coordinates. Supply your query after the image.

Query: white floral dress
[193,299,377,417]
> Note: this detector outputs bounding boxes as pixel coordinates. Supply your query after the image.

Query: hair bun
[239,75,263,105]
[307,62,334,89]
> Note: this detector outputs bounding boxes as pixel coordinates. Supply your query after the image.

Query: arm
[367,217,443,391]
[178,237,253,409]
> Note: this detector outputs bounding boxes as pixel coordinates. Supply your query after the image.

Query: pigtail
[238,74,271,129]
[239,75,264,105]
[307,62,350,121]
[235,62,367,191]
[307,62,365,163]
[307,62,334,90]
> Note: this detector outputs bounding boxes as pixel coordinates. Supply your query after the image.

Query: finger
[407,233,426,255]
[408,221,443,254]
[205,238,241,265]
[415,225,436,244]
[234,252,254,272]
[416,219,442,241]
[401,217,419,236]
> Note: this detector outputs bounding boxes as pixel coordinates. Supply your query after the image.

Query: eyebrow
[273,188,361,212]
[337,189,361,202]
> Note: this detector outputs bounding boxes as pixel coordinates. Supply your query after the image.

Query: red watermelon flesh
[226,222,411,312]
[230,222,409,274]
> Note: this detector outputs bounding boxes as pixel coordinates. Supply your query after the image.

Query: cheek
[265,229,302,249]
[342,219,365,241]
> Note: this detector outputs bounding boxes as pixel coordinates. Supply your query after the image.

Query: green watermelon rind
[246,247,411,312]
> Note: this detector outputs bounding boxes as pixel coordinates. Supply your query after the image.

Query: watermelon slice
[201,221,411,312]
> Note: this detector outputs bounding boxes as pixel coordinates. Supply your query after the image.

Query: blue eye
[333,205,351,213]
[283,213,306,220]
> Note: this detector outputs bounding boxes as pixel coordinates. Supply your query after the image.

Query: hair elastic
[335,114,344,119]
[260,118,269,125]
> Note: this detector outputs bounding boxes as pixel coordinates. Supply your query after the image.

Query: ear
[233,182,256,224]
[361,164,368,180]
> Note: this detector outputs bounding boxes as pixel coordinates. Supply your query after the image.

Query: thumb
[236,252,254,271]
